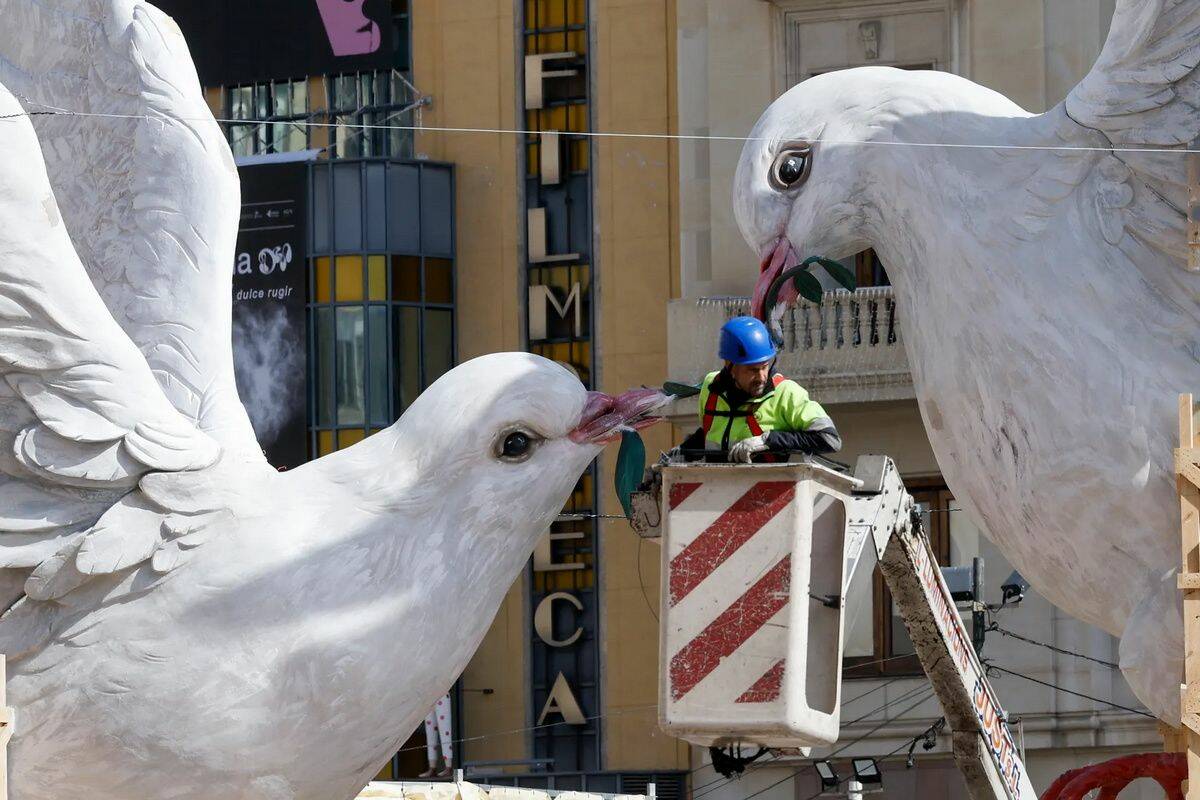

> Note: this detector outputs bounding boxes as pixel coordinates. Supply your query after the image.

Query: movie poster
[155,0,394,86]
[232,161,309,469]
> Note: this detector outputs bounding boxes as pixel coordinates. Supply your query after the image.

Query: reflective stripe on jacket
[696,370,837,452]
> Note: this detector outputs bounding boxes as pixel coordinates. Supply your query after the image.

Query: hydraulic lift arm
[846,457,1037,800]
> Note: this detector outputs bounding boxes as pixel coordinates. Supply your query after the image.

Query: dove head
[367,352,664,537]
[733,66,1005,323]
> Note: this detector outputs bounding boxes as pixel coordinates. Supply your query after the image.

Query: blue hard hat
[718,316,777,364]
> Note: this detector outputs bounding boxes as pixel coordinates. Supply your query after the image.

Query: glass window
[391,256,421,302]
[335,306,365,426]
[395,306,421,411]
[224,79,309,157]
[844,486,951,677]
[335,256,364,301]
[309,167,455,456]
[314,307,335,427]
[338,428,366,449]
[333,164,363,251]
[425,258,453,304]
[367,307,389,426]
[314,257,332,303]
[423,309,453,388]
[949,498,981,567]
[325,69,419,160]
[368,256,388,301]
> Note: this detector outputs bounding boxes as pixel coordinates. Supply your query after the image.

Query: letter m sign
[528,283,583,341]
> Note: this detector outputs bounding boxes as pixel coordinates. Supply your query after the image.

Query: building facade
[412,0,687,789]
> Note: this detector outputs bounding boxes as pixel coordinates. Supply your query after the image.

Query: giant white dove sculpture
[733,0,1199,726]
[0,1,666,798]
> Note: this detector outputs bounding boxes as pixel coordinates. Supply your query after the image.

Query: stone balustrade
[666,288,913,408]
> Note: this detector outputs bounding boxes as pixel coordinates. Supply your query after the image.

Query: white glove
[729,435,768,464]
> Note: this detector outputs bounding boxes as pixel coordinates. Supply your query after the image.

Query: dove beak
[569,389,669,445]
[750,238,801,320]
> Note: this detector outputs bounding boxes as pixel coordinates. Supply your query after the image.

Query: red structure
[1041,753,1184,800]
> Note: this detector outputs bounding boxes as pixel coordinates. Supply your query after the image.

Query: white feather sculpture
[0,2,665,797]
[733,0,1200,724]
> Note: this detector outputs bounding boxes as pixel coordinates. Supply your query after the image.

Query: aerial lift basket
[657,460,863,749]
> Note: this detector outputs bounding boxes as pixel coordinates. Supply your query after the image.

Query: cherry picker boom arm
[853,457,1037,800]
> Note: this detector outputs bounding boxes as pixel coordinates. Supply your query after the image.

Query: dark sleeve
[679,427,706,452]
[764,427,842,454]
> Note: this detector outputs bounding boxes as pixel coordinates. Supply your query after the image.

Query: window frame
[324,70,421,160]
[224,79,311,158]
[306,159,456,458]
[843,479,952,678]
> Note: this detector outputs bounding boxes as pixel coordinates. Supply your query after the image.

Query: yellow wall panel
[593,0,684,772]
[412,0,525,766]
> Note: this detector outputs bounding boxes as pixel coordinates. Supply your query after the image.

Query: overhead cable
[985,621,1120,669]
[985,663,1154,719]
[691,684,936,800]
[5,104,1200,156]
[732,689,940,800]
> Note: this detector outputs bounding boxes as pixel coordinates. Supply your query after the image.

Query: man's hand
[729,435,767,463]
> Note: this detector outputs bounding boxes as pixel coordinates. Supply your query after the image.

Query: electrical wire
[795,715,946,800]
[985,620,1120,669]
[843,653,925,674]
[684,752,782,794]
[839,674,908,706]
[687,673,912,797]
[6,102,1200,156]
[729,689,939,800]
[391,705,657,753]
[985,663,1155,719]
[686,671,916,796]
[690,682,936,800]
[636,536,659,623]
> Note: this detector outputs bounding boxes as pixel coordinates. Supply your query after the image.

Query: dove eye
[769,145,812,191]
[495,428,542,462]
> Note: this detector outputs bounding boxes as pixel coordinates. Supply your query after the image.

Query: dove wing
[0,0,262,455]
[1057,0,1200,271]
[0,83,226,614]
[1066,0,1200,147]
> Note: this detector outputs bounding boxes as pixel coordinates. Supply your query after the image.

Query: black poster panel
[156,0,394,85]
[232,162,309,469]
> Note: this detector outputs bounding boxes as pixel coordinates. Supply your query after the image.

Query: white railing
[695,287,900,353]
[667,288,913,407]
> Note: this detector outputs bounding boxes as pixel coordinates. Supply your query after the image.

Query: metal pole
[971,556,986,654]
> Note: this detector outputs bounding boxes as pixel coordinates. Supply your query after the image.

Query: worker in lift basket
[677,316,842,463]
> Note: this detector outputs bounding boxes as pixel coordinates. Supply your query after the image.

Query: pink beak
[569,389,670,445]
[750,238,801,320]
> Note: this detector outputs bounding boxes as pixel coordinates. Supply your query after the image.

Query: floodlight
[852,758,882,785]
[1001,571,1030,605]
[812,759,839,789]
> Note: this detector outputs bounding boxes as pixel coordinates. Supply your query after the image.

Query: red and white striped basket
[658,463,854,749]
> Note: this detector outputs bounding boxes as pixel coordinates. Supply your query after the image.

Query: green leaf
[816,258,856,292]
[615,430,647,519]
[792,270,825,305]
[662,381,701,398]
